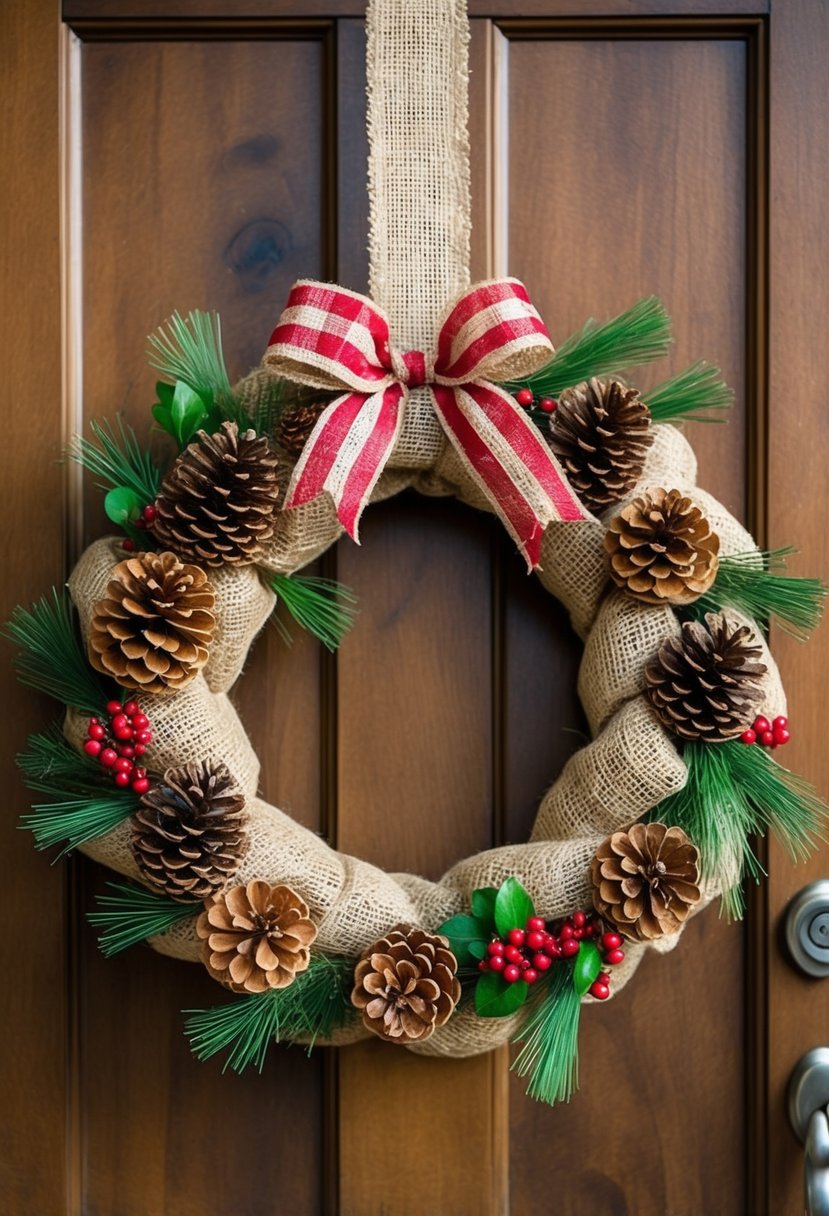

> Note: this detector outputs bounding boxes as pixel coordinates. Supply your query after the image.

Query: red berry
[573,927,584,940]
[113,726,133,742]
[142,504,157,523]
[774,727,791,745]
[544,941,561,958]
[100,748,117,768]
[533,953,552,971]
[526,930,545,951]
[605,948,625,965]
[131,712,149,730]
[504,945,523,964]
[478,959,489,972]
[527,916,545,932]
[740,729,757,745]
[117,745,135,759]
[87,723,106,741]
[106,700,122,715]
[487,940,505,956]
[601,931,622,951]
[136,730,153,745]
[111,713,129,732]
[524,968,538,984]
[114,757,133,773]
[572,910,586,928]
[124,701,139,718]
[133,767,146,780]
[122,539,135,552]
[760,730,774,747]
[503,964,521,983]
[133,744,146,757]
[598,972,610,985]
[583,923,596,937]
[514,388,533,407]
[753,715,770,735]
[538,397,556,413]
[589,981,610,1000]
[773,716,788,730]
[560,938,580,958]
[508,928,526,947]
[83,740,102,758]
[114,771,131,788]
[559,924,574,940]
[134,516,146,529]
[488,954,505,972]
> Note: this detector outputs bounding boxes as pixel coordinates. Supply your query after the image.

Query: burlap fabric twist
[64,0,786,1058]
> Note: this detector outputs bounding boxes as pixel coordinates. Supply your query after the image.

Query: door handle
[788,1048,829,1215]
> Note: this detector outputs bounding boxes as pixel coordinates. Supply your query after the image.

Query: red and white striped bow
[264,278,586,568]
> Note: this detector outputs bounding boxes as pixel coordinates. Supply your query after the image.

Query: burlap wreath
[63,398,785,1058]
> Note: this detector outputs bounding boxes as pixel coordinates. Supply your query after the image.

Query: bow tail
[284,384,406,542]
[431,383,587,569]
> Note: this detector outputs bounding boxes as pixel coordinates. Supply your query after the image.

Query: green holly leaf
[471,886,498,925]
[474,970,529,1018]
[155,380,175,408]
[435,913,489,967]
[170,380,209,446]
[493,877,535,937]
[151,402,173,433]
[468,939,488,961]
[104,486,142,526]
[572,941,602,997]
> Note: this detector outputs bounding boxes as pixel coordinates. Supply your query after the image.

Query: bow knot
[263,278,586,567]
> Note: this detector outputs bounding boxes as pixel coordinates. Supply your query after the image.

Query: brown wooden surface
[3,4,827,1214]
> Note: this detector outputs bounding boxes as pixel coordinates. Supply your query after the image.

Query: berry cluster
[122,503,157,553]
[514,387,557,414]
[477,910,625,999]
[740,714,790,749]
[83,700,153,794]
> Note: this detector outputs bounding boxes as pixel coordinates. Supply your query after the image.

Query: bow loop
[432,278,554,386]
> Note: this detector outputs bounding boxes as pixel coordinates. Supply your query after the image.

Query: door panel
[2,3,828,1213]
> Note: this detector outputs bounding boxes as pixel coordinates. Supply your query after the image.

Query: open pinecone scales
[151,420,280,567]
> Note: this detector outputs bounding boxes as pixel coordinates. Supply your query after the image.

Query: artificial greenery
[508,296,672,400]
[512,964,582,1105]
[17,722,108,794]
[67,417,163,539]
[148,310,235,414]
[184,954,354,1072]
[88,881,195,957]
[645,360,733,423]
[3,589,111,716]
[271,573,359,652]
[21,790,137,856]
[689,548,827,640]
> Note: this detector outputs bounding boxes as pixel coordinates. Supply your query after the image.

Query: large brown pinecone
[277,399,327,457]
[351,925,461,1043]
[604,486,720,605]
[548,377,654,515]
[88,551,215,693]
[130,761,249,902]
[645,611,767,741]
[150,421,280,567]
[591,822,701,942]
[197,880,317,994]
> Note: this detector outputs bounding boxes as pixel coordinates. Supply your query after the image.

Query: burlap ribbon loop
[264,277,586,567]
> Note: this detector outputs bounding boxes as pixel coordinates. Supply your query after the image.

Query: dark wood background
[2,2,828,1213]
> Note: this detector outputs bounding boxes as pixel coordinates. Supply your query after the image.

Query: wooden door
[2,2,827,1212]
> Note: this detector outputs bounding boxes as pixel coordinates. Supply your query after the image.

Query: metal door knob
[785,880,829,977]
[788,1048,829,1215]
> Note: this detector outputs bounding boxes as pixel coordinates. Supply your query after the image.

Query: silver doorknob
[788,1048,829,1215]
[785,881,829,977]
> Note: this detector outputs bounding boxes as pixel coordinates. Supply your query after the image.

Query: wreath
[7,293,827,1106]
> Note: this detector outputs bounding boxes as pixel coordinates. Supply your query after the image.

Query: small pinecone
[88,551,215,693]
[548,377,654,515]
[351,924,461,1043]
[604,486,720,605]
[278,400,327,457]
[645,611,767,741]
[197,880,317,994]
[591,821,701,942]
[130,761,249,902]
[150,420,280,567]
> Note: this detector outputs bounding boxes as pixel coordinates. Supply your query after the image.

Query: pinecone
[604,486,720,605]
[197,880,317,994]
[548,377,654,515]
[645,612,767,741]
[278,399,327,457]
[88,551,215,693]
[150,421,280,567]
[591,822,701,942]
[351,924,461,1043]
[130,761,249,902]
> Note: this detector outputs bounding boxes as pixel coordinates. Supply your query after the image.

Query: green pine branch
[67,417,163,506]
[21,790,137,857]
[3,589,112,716]
[645,360,733,423]
[148,310,234,408]
[184,954,354,1072]
[690,549,827,640]
[88,882,196,956]
[507,296,672,399]
[511,966,582,1105]
[17,722,109,796]
[271,573,358,652]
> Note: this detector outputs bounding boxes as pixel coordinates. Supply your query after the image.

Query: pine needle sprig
[17,723,109,795]
[21,790,137,857]
[506,297,672,399]
[645,360,733,423]
[724,740,827,863]
[690,549,827,640]
[88,881,196,957]
[67,417,163,506]
[184,954,354,1072]
[3,589,111,716]
[148,310,234,408]
[271,574,358,652]
[511,966,582,1105]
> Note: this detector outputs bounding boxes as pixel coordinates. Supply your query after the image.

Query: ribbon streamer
[265,278,586,568]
